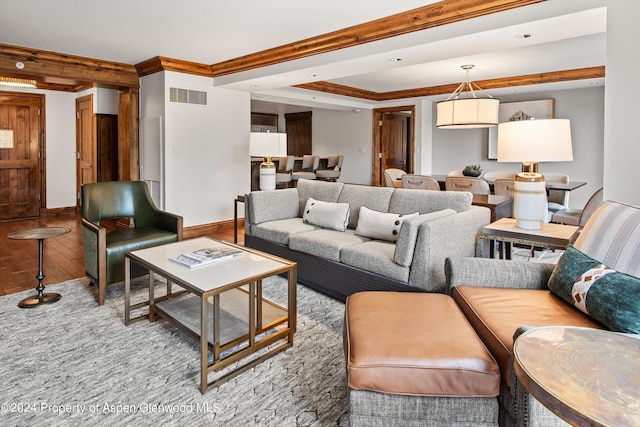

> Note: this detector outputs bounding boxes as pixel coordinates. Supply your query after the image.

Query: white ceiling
[0,0,607,113]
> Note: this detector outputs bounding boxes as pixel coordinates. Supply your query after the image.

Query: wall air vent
[169,87,207,105]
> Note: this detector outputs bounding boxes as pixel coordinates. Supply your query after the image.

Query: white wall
[429,87,605,209]
[311,108,373,184]
[76,87,119,114]
[603,0,640,206]
[157,72,250,227]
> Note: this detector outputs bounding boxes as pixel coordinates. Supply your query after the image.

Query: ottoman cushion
[345,292,500,397]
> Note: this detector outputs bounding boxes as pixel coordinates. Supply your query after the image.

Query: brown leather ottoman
[344,292,500,426]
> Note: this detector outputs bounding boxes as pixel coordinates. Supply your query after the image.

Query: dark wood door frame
[372,105,415,186]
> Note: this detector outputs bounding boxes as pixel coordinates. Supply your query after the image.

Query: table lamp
[497,119,573,229]
[249,132,287,190]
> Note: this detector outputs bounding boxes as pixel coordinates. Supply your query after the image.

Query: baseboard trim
[184,218,242,240]
[43,206,78,216]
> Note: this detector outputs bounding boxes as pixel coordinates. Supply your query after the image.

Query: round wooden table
[8,226,72,308]
[514,326,640,426]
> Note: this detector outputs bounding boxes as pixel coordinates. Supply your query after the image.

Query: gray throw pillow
[302,197,350,231]
[354,206,417,242]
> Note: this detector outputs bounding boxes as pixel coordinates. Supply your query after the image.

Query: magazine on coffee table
[170,246,243,269]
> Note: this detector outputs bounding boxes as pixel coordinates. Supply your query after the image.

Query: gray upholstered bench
[344,292,500,426]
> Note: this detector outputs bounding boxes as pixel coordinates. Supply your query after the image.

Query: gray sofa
[244,179,490,300]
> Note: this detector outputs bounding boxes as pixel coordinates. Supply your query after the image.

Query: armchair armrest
[445,256,555,294]
[81,218,106,281]
[153,210,184,240]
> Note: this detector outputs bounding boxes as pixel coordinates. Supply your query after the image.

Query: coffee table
[477,218,579,259]
[124,237,297,393]
[514,326,640,426]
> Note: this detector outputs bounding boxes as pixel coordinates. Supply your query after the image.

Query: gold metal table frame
[124,237,297,394]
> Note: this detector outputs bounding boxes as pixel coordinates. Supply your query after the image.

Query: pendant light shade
[436,65,499,129]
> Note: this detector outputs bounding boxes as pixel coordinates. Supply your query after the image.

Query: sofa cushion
[452,285,603,387]
[337,184,395,229]
[548,244,640,334]
[388,188,472,214]
[248,188,300,224]
[345,292,500,397]
[574,201,640,277]
[251,218,319,245]
[289,229,369,262]
[394,209,456,267]
[354,206,417,242]
[341,241,410,283]
[302,197,350,232]
[296,179,344,217]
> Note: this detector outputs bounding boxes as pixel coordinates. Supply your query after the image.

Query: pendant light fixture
[436,65,499,129]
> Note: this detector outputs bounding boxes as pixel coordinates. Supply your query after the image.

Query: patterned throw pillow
[548,244,640,333]
[302,197,350,232]
[354,206,418,242]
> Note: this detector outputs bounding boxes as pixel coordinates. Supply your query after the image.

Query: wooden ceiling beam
[295,66,606,101]
[135,56,213,77]
[210,0,545,77]
[0,43,139,90]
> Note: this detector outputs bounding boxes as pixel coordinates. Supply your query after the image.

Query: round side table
[8,226,72,308]
[514,326,640,426]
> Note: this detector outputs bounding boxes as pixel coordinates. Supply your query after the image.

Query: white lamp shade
[249,132,287,157]
[497,119,573,163]
[436,98,499,128]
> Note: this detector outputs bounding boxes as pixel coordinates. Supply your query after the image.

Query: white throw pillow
[302,197,350,231]
[355,206,418,242]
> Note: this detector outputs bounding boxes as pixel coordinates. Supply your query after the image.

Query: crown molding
[135,56,213,77]
[209,0,545,77]
[296,66,605,101]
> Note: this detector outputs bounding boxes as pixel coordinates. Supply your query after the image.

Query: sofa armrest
[407,206,489,292]
[445,256,556,294]
[246,189,299,227]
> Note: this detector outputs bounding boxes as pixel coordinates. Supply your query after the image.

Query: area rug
[0,276,349,426]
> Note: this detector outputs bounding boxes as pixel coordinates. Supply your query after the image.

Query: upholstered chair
[291,155,319,186]
[493,179,515,197]
[400,174,440,190]
[552,187,604,226]
[383,168,406,188]
[482,171,517,184]
[275,155,295,188]
[445,176,491,195]
[544,173,571,212]
[81,181,183,305]
[316,155,343,182]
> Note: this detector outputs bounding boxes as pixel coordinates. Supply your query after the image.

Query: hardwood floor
[0,211,241,296]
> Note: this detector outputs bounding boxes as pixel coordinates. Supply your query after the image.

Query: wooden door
[0,93,42,220]
[96,114,118,182]
[285,111,312,156]
[381,112,408,173]
[76,94,95,206]
[372,106,414,186]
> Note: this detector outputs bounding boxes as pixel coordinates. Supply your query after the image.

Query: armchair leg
[98,276,106,306]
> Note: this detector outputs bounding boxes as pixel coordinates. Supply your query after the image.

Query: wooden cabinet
[251,113,278,133]
[285,111,312,156]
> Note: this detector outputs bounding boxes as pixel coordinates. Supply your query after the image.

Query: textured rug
[0,276,349,426]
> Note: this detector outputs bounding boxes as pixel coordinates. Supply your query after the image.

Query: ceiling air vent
[169,87,207,105]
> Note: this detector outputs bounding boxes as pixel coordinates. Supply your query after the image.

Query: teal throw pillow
[548,244,640,334]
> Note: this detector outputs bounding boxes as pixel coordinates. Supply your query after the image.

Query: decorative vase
[463,170,481,177]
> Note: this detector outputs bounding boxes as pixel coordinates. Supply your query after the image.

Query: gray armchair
[81,181,183,305]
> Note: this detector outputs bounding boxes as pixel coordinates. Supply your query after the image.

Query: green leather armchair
[81,181,183,305]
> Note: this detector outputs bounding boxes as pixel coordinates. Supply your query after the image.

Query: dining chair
[291,155,319,186]
[482,171,517,184]
[383,168,406,188]
[447,169,465,177]
[543,173,570,212]
[552,187,604,226]
[493,179,515,197]
[316,155,343,182]
[445,176,491,195]
[401,174,440,190]
[275,155,295,188]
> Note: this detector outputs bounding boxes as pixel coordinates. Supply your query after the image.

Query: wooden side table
[8,226,72,308]
[514,326,640,426]
[233,194,245,243]
[476,218,579,259]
